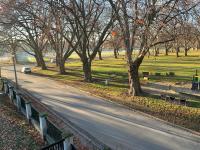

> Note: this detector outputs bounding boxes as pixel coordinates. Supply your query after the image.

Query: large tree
[60,0,114,82]
[180,14,197,56]
[110,27,123,59]
[108,0,199,96]
[40,0,77,74]
[0,0,48,69]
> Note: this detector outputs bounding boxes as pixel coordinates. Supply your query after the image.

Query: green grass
[141,55,200,82]
[34,50,200,108]
[34,50,200,83]
[27,57,50,63]
[66,52,200,83]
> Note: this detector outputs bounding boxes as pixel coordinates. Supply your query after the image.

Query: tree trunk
[59,63,65,74]
[98,50,103,60]
[165,48,169,56]
[184,48,188,56]
[35,55,41,67]
[38,56,47,70]
[155,48,159,56]
[128,56,144,96]
[58,59,66,74]
[83,59,92,82]
[56,54,59,67]
[34,50,47,70]
[197,41,200,50]
[114,48,118,59]
[176,47,180,57]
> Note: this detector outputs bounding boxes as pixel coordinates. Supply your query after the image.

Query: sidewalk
[143,82,200,98]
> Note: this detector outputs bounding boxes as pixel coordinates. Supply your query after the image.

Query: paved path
[143,82,200,98]
[2,66,200,150]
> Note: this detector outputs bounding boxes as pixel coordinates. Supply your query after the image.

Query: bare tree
[97,47,103,60]
[164,42,173,56]
[181,15,197,56]
[0,0,48,69]
[110,27,123,59]
[39,1,77,74]
[60,0,114,82]
[108,0,199,96]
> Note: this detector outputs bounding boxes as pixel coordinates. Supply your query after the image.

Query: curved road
[2,66,200,150]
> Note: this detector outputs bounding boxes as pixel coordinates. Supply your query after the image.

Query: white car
[21,67,31,74]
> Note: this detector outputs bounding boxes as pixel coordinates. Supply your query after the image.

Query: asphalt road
[2,65,200,150]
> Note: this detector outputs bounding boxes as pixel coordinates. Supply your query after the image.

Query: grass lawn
[32,51,200,108]
[66,50,200,83]
[32,50,200,132]
[33,51,200,107]
[27,57,50,63]
[30,50,200,83]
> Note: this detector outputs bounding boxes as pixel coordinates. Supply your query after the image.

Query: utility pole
[12,45,18,89]
[12,11,18,89]
[10,25,19,89]
[13,56,18,89]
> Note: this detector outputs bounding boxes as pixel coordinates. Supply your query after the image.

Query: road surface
[2,65,200,150]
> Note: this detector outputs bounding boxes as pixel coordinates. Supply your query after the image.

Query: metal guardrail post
[63,133,74,150]
[0,78,3,91]
[3,81,8,94]
[25,101,32,123]
[39,113,48,140]
[8,85,14,100]
[16,92,22,110]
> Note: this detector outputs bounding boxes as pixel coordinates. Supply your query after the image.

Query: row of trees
[0,0,199,96]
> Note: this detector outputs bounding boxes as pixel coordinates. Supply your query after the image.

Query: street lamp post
[12,52,18,89]
[12,16,18,89]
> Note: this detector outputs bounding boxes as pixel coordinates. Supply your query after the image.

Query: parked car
[21,67,31,74]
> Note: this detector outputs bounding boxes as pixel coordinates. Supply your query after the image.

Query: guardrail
[1,77,111,150]
[31,106,40,123]
[1,78,75,150]
[46,119,63,142]
[41,139,65,150]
